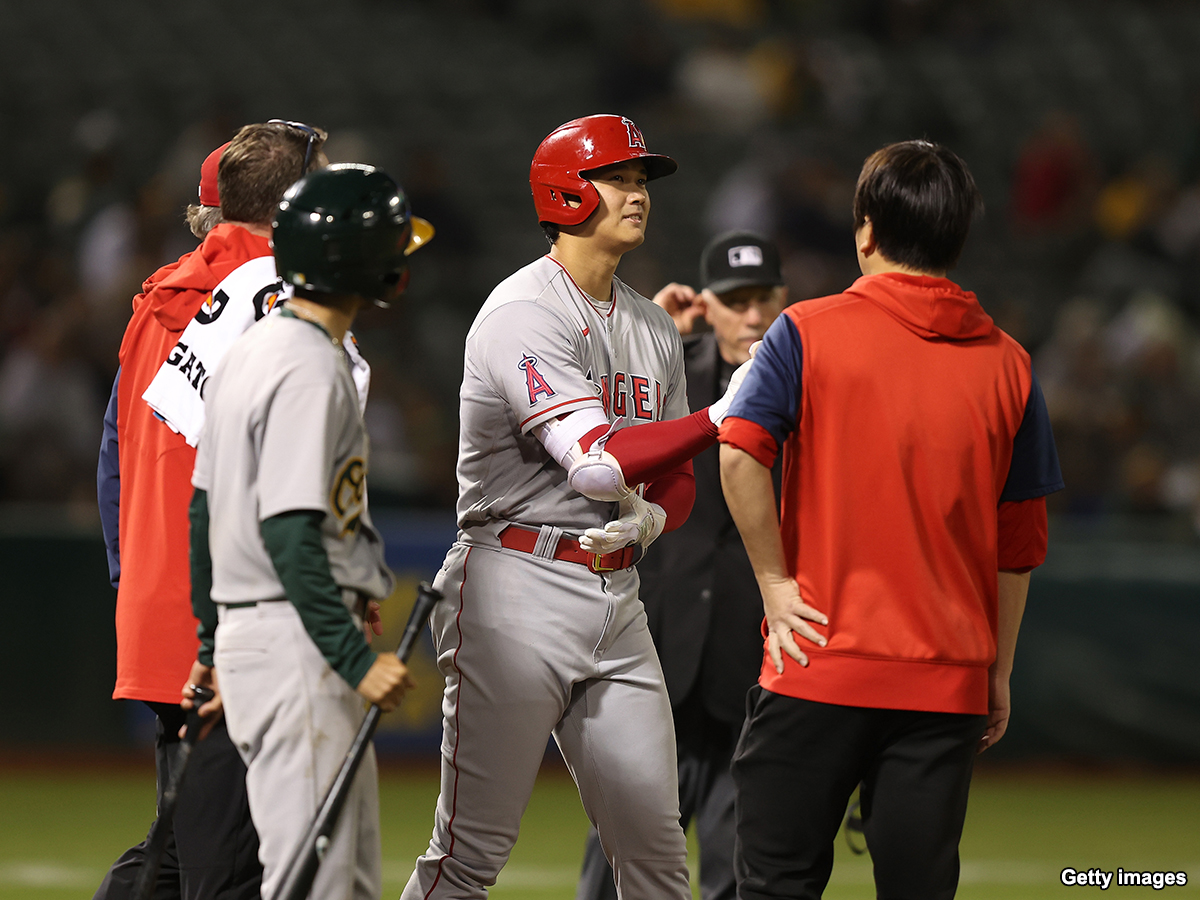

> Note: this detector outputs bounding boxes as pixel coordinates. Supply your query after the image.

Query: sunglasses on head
[267,119,320,178]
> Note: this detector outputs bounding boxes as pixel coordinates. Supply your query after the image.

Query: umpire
[577,233,786,900]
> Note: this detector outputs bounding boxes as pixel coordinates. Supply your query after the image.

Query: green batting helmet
[273,163,434,307]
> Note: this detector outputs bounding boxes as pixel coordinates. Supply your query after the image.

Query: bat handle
[183,685,215,745]
[394,582,441,663]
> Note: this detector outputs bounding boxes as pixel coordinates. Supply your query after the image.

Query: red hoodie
[720,273,1062,715]
[113,223,271,703]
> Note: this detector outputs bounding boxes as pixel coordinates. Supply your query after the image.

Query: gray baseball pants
[216,601,381,900]
[401,541,690,900]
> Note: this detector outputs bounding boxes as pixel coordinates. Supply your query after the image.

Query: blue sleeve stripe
[97,368,121,588]
[725,313,803,449]
[1000,371,1065,502]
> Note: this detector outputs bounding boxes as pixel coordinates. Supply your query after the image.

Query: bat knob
[190,684,215,706]
[183,685,215,745]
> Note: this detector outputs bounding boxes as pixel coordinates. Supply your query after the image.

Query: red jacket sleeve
[997,497,1048,573]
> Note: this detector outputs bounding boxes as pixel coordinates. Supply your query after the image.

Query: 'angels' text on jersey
[593,370,665,421]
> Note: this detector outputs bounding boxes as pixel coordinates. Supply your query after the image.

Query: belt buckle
[588,553,617,573]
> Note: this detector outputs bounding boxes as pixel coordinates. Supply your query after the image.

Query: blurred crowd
[0,110,471,517]
[3,0,1200,534]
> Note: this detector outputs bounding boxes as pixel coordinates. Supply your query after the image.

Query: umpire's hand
[652,283,706,334]
[356,655,414,712]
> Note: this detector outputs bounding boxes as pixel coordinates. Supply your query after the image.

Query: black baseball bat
[270,581,442,900]
[133,684,216,900]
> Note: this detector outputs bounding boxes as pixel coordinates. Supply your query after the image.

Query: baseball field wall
[1,514,1198,764]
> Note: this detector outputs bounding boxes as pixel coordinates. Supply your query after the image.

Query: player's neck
[285,296,361,345]
[549,241,619,303]
[228,220,273,239]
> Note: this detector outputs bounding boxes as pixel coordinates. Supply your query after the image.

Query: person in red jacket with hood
[95,120,328,900]
[718,140,1063,900]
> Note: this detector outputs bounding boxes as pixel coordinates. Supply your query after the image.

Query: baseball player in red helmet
[400,115,754,900]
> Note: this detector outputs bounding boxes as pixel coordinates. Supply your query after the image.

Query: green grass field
[1,763,1196,898]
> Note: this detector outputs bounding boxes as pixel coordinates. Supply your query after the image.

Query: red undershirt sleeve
[644,460,695,533]
[717,417,779,468]
[579,409,718,486]
[997,496,1048,573]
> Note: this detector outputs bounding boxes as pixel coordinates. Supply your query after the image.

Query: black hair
[542,222,560,245]
[853,140,983,272]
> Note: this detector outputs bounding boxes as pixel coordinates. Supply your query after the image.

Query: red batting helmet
[530,114,677,226]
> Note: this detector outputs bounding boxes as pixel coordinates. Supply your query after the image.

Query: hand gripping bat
[269,581,443,900]
[133,684,215,900]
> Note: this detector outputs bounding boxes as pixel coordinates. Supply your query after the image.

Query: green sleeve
[189,489,217,667]
[259,511,376,689]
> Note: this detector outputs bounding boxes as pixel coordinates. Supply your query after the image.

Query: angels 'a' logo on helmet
[622,117,646,150]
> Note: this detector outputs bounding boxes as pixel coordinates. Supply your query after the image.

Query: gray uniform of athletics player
[191,165,427,900]
[194,311,390,900]
[402,116,752,900]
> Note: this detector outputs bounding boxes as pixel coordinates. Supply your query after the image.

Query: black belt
[219,599,286,610]
[220,591,369,614]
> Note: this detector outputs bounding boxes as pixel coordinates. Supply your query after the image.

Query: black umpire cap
[700,231,785,296]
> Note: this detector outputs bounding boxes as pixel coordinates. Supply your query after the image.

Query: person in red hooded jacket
[718,141,1063,900]
[94,121,328,900]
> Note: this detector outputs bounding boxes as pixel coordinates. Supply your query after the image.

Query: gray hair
[186,203,225,239]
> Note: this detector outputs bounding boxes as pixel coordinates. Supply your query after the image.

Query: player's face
[704,284,786,365]
[585,162,650,251]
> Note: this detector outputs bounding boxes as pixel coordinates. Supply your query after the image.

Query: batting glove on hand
[707,341,760,426]
[579,493,667,554]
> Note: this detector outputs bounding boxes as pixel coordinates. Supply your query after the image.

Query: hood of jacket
[133,223,272,332]
[846,272,994,341]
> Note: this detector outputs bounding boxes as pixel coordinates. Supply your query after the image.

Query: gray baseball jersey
[192,312,393,604]
[456,254,689,543]
[196,309,389,900]
[402,255,694,900]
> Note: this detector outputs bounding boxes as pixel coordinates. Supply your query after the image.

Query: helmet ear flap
[532,177,600,227]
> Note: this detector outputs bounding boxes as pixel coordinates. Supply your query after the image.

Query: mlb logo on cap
[701,231,784,296]
[728,245,764,268]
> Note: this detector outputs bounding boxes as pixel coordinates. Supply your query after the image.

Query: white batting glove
[579,493,667,554]
[708,346,758,426]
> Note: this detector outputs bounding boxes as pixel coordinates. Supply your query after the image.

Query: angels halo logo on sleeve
[518,353,556,404]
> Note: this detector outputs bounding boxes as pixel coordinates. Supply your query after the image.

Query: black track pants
[93,702,262,900]
[732,687,986,900]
